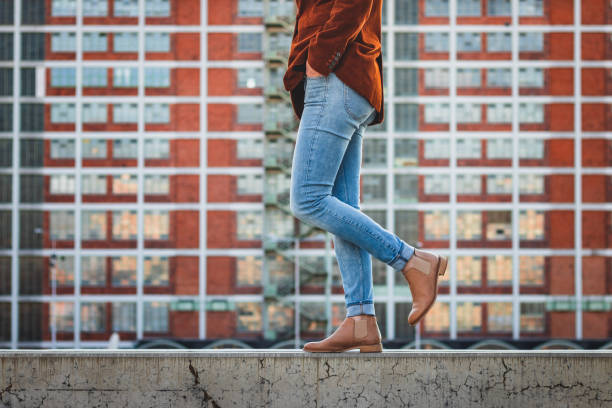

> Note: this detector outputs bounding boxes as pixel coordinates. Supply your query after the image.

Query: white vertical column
[448,0,457,341]
[10,0,21,350]
[199,0,208,339]
[386,0,396,342]
[136,0,145,342]
[573,0,582,339]
[510,0,520,341]
[74,0,83,348]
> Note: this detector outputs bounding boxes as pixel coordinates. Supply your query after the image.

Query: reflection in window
[237,210,262,240]
[112,210,137,240]
[458,0,480,16]
[487,255,512,285]
[457,210,481,240]
[146,0,170,16]
[423,302,449,332]
[50,139,75,159]
[486,174,512,194]
[395,67,419,95]
[487,68,511,87]
[50,210,74,240]
[111,256,136,287]
[424,0,448,16]
[144,256,169,286]
[457,256,481,286]
[519,174,545,195]
[424,32,448,52]
[83,33,107,52]
[112,174,137,195]
[457,32,480,52]
[424,174,449,195]
[112,302,136,332]
[519,103,544,123]
[81,256,105,286]
[362,175,386,203]
[237,0,263,17]
[457,174,481,194]
[236,302,262,332]
[237,255,262,286]
[53,301,74,332]
[519,0,543,16]
[424,103,450,123]
[457,302,481,332]
[487,103,512,123]
[519,32,543,52]
[487,0,511,16]
[394,138,417,167]
[113,67,137,87]
[50,174,75,195]
[394,174,418,203]
[237,138,263,159]
[424,67,449,89]
[82,174,106,195]
[488,302,512,332]
[113,139,138,159]
[52,255,75,287]
[519,209,545,240]
[51,32,76,52]
[364,138,387,168]
[50,67,76,87]
[81,302,106,332]
[424,139,449,159]
[424,210,449,240]
[520,255,545,286]
[457,138,481,159]
[519,139,544,159]
[113,103,138,123]
[144,210,169,240]
[82,211,106,240]
[237,104,263,124]
[82,139,107,159]
[145,103,170,123]
[519,67,544,88]
[144,138,170,159]
[51,103,75,123]
[237,67,263,89]
[237,33,262,53]
[457,103,481,123]
[52,0,76,16]
[83,0,108,16]
[237,173,263,195]
[83,103,107,123]
[394,210,418,244]
[487,32,511,52]
[113,32,138,52]
[114,0,138,17]
[145,32,170,52]
[144,175,170,195]
[145,67,170,87]
[520,302,545,333]
[395,103,419,131]
[457,68,480,87]
[486,210,512,240]
[144,301,168,332]
[487,138,513,159]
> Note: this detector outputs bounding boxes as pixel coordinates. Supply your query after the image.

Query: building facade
[0,0,610,349]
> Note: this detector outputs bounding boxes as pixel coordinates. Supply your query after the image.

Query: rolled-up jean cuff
[346,302,375,317]
[388,241,415,272]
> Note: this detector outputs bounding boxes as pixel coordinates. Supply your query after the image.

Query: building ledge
[1,350,611,407]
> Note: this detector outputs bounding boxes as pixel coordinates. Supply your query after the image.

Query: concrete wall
[1,350,611,407]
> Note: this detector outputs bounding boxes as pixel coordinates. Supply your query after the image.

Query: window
[424,139,449,159]
[144,175,169,195]
[395,103,419,131]
[144,210,169,240]
[519,138,544,159]
[112,302,136,331]
[237,0,263,17]
[144,138,169,159]
[83,0,108,16]
[145,67,170,87]
[456,68,480,87]
[395,68,419,95]
[50,210,74,240]
[145,32,170,52]
[113,103,138,123]
[113,67,138,87]
[458,0,480,16]
[362,175,386,203]
[424,103,450,124]
[237,138,263,159]
[519,174,545,195]
[423,302,450,332]
[457,302,481,332]
[146,0,170,17]
[236,255,262,286]
[457,256,481,286]
[49,174,75,195]
[80,302,106,332]
[82,103,107,123]
[145,103,169,123]
[0,68,10,95]
[424,0,448,16]
[236,302,262,332]
[487,255,512,285]
[457,210,481,240]
[144,256,169,286]
[457,138,481,159]
[394,174,418,203]
[20,103,44,131]
[144,301,168,332]
[82,139,107,159]
[83,33,107,52]
[424,67,449,89]
[457,33,480,52]
[81,210,106,239]
[487,0,511,16]
[519,103,544,123]
[395,0,418,24]
[519,209,544,240]
[488,302,512,332]
[487,68,511,87]
[520,255,545,286]
[520,302,545,333]
[424,210,449,240]
[113,139,137,159]
[237,173,263,195]
[519,67,544,88]
[486,210,511,240]
[486,138,512,159]
[51,32,76,52]
[237,33,262,53]
[487,174,512,194]
[487,103,512,123]
[111,256,136,287]
[112,210,137,240]
[83,67,107,86]
[363,138,387,168]
[112,174,137,195]
[424,174,450,195]
[237,67,263,89]
[487,32,511,52]
[519,32,543,52]
[395,33,419,60]
[424,32,448,53]
[237,210,262,240]
[519,0,543,16]
[50,68,76,87]
[114,0,138,17]
[50,139,75,159]
[50,103,75,123]
[52,0,76,16]
[456,103,481,123]
[237,104,263,124]
[394,138,417,167]
[53,302,74,331]
[82,174,107,194]
[0,104,11,131]
[113,32,138,52]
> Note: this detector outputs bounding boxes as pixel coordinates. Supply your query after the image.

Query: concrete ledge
[1,350,611,407]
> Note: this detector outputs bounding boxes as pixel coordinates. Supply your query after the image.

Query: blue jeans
[289,72,416,318]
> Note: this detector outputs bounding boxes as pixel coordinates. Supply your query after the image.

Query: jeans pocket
[343,81,374,123]
[304,75,327,103]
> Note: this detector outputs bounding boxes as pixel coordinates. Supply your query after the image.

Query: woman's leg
[290,72,416,310]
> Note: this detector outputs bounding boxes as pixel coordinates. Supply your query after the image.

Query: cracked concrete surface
[0,350,610,407]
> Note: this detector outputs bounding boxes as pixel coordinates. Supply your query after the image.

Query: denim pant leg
[290,72,416,315]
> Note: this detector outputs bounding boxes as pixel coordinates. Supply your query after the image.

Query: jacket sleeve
[306,0,375,77]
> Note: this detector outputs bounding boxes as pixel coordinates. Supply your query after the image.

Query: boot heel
[437,256,448,276]
[359,343,383,353]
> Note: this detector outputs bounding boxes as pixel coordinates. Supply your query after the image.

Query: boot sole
[303,342,383,353]
[408,255,448,327]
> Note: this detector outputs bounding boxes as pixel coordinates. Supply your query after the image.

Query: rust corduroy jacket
[282,0,384,126]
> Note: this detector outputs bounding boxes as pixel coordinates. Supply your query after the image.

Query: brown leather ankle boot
[401,248,448,326]
[302,314,383,353]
